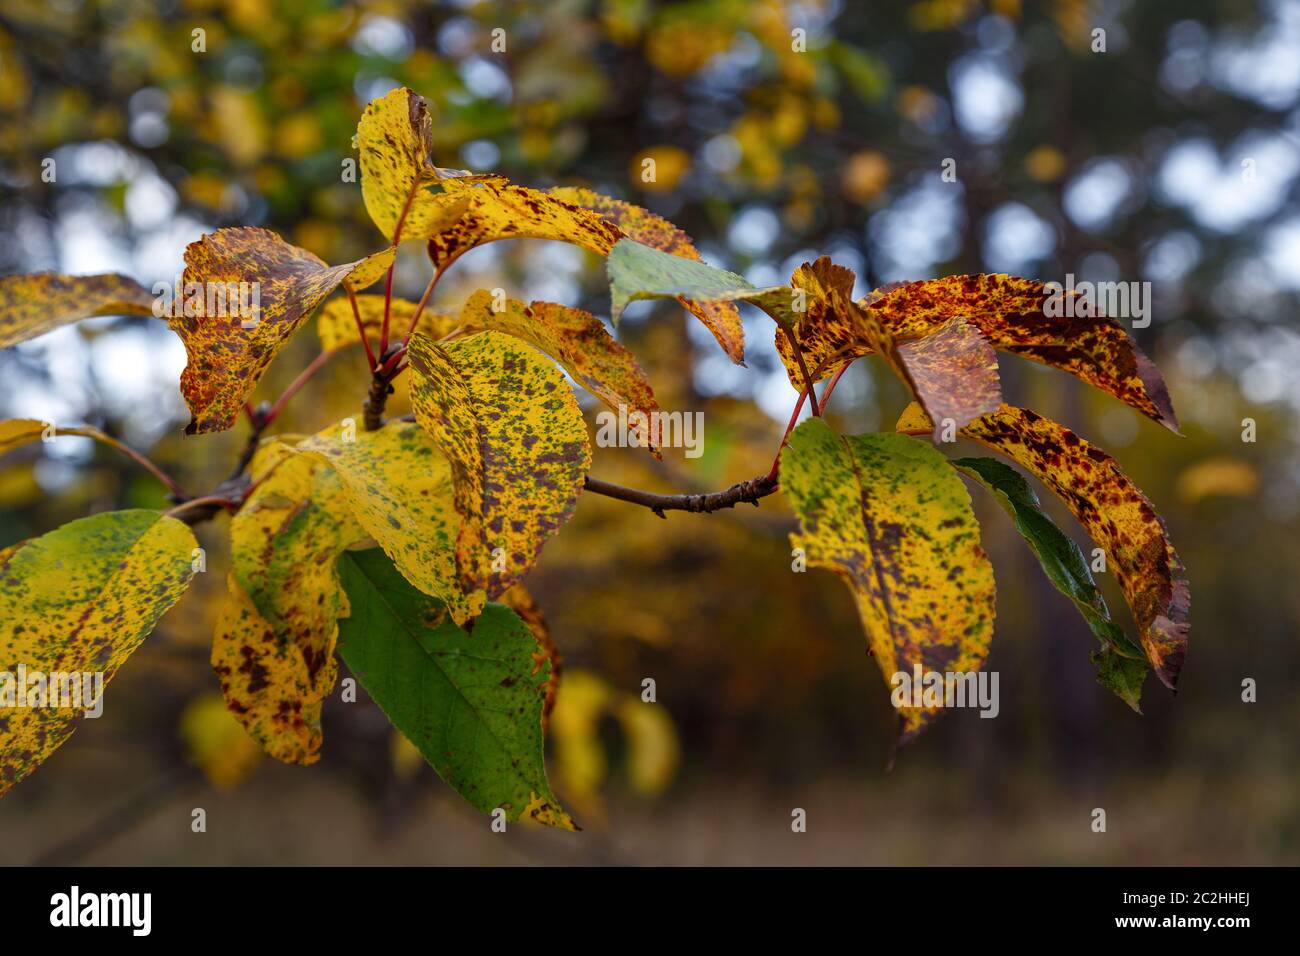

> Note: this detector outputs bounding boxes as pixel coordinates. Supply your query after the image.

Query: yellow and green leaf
[171,227,395,434]
[406,330,591,602]
[779,418,996,743]
[0,510,198,796]
[297,419,481,625]
[898,402,1189,689]
[0,272,155,349]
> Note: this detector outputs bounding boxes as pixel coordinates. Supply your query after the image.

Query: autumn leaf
[0,419,112,454]
[550,187,746,362]
[952,456,1147,711]
[179,692,263,791]
[458,289,660,449]
[297,419,482,625]
[0,510,198,796]
[336,548,576,830]
[782,274,1178,431]
[355,87,477,241]
[0,272,154,349]
[171,227,395,434]
[768,258,1004,434]
[214,443,364,763]
[898,402,1189,690]
[406,330,591,601]
[498,583,561,732]
[779,418,996,743]
[316,293,457,353]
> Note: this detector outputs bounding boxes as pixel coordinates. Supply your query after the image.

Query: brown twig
[781,325,821,417]
[583,473,778,518]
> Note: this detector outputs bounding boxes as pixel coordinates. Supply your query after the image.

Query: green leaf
[952,456,1147,711]
[606,238,798,327]
[0,510,198,796]
[336,549,575,830]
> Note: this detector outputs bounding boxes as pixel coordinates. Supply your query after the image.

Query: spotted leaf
[297,419,481,625]
[213,444,365,763]
[355,87,477,241]
[0,510,198,796]
[171,228,395,434]
[952,455,1147,711]
[0,272,154,349]
[459,289,659,450]
[779,418,996,744]
[336,548,576,829]
[406,330,591,602]
[898,402,1189,690]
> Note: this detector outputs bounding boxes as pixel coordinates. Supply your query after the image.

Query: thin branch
[781,325,821,417]
[378,182,420,356]
[583,473,777,518]
[767,383,814,481]
[76,431,187,499]
[263,349,338,426]
[346,284,377,372]
[163,494,239,525]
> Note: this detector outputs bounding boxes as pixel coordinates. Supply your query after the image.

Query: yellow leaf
[355,86,478,241]
[213,445,364,764]
[406,330,592,602]
[614,695,680,797]
[1176,456,1260,504]
[0,272,154,349]
[297,419,483,625]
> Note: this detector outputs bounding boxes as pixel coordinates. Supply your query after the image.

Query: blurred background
[1,0,1298,865]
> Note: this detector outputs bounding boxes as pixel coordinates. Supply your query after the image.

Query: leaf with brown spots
[0,510,198,796]
[171,228,395,434]
[550,187,746,362]
[768,259,1004,435]
[355,87,478,241]
[0,272,154,349]
[213,443,365,764]
[458,289,660,452]
[316,293,458,353]
[779,418,996,744]
[336,548,576,830]
[406,330,592,603]
[897,401,1189,690]
[781,272,1177,431]
[297,419,482,626]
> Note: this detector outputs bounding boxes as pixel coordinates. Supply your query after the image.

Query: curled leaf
[406,330,592,602]
[0,272,154,349]
[356,87,476,241]
[0,510,198,796]
[952,455,1147,711]
[780,418,996,743]
[898,402,1189,690]
[172,227,395,434]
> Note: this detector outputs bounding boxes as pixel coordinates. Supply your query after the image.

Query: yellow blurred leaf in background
[180,692,262,790]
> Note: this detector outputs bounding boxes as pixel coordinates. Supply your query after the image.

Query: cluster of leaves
[0,88,1187,822]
